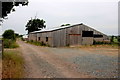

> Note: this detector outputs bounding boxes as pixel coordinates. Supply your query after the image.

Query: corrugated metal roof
[31,26,67,33]
[30,23,82,33]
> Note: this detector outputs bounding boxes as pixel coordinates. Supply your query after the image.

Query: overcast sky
[0,0,119,36]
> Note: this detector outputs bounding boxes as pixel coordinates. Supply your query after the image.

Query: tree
[110,35,114,43]
[118,35,120,44]
[61,24,71,27]
[2,29,15,40]
[0,1,29,26]
[15,33,19,38]
[1,1,29,19]
[25,18,46,34]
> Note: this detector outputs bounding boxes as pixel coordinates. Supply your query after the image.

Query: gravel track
[17,40,118,78]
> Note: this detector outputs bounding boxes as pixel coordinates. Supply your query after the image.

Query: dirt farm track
[17,40,118,78]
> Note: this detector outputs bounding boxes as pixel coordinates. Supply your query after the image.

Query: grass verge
[27,40,50,47]
[3,39,19,48]
[2,49,24,78]
[78,44,118,49]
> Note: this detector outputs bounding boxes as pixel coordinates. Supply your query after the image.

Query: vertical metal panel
[60,29,66,47]
[53,31,57,47]
[79,25,83,45]
[52,29,67,47]
[82,37,93,45]
[29,33,37,41]
[66,25,82,46]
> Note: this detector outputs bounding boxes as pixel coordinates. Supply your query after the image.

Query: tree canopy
[60,24,71,27]
[25,18,46,34]
[2,29,15,40]
[1,1,28,19]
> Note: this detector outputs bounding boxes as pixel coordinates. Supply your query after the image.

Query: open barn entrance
[93,34,104,42]
[82,31,93,45]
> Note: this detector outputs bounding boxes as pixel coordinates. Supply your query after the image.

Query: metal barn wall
[29,33,37,41]
[66,25,82,46]
[37,32,53,46]
[52,25,83,47]
[80,25,94,45]
[82,37,93,45]
[94,38,104,42]
[81,24,110,42]
[52,29,66,47]
[28,24,110,47]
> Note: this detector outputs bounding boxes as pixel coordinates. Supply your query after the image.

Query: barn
[28,23,110,47]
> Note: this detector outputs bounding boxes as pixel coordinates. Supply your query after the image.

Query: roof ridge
[30,23,83,33]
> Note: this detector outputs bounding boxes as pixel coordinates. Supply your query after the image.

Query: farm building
[28,23,110,47]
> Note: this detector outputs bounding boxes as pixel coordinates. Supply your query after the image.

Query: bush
[41,41,47,46]
[27,40,49,47]
[66,44,70,47]
[21,37,25,41]
[93,40,111,45]
[3,39,19,48]
[2,29,16,41]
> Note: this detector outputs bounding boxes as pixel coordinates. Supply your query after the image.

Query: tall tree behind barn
[25,18,46,34]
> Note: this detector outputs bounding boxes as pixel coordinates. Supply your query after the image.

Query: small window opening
[38,37,41,41]
[93,34,103,38]
[46,37,48,42]
[82,31,93,37]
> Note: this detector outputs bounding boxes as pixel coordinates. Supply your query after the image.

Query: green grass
[2,49,24,78]
[93,42,118,48]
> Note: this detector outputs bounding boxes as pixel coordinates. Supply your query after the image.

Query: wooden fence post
[0,40,3,54]
[2,40,3,54]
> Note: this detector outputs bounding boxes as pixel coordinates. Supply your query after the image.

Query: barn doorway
[82,31,93,45]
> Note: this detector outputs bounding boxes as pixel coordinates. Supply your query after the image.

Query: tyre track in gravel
[18,41,64,78]
[17,40,94,78]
